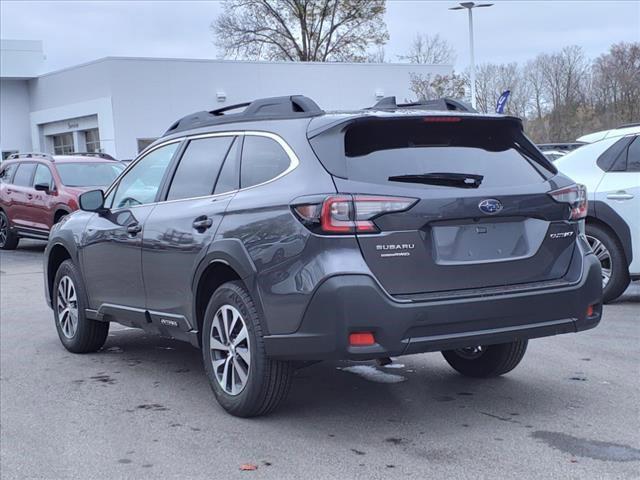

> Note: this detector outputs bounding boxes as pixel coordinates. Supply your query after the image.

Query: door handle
[606,191,634,201]
[192,217,213,231]
[126,223,142,235]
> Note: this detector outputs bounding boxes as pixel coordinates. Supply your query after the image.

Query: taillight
[549,184,587,220]
[293,195,417,234]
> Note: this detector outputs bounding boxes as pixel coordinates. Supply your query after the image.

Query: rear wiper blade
[388,172,483,189]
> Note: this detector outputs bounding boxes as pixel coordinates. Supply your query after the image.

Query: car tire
[53,259,109,353]
[586,223,630,303]
[0,211,19,250]
[442,340,528,378]
[54,211,68,224]
[202,281,293,417]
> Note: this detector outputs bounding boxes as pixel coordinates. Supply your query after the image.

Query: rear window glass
[341,118,547,188]
[627,137,640,172]
[57,162,124,187]
[166,136,234,201]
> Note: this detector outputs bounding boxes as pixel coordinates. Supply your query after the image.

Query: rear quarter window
[0,163,18,183]
[240,136,291,188]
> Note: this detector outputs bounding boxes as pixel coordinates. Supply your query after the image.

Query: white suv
[556,129,640,302]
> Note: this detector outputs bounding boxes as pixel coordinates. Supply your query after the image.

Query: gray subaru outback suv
[44,95,602,417]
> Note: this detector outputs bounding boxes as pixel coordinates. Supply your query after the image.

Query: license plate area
[431,218,548,265]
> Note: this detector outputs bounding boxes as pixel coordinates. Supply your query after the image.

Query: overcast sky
[1,0,638,73]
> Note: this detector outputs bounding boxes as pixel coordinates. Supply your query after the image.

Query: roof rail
[370,96,477,113]
[617,122,640,129]
[537,142,585,152]
[7,152,54,161]
[66,152,117,161]
[164,95,324,136]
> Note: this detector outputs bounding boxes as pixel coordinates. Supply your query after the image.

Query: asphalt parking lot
[1,240,639,479]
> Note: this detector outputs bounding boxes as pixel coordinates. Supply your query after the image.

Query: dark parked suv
[44,96,603,417]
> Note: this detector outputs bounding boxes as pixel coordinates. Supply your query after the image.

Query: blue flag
[496,90,511,114]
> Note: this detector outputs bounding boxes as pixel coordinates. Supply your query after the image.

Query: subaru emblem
[478,199,503,215]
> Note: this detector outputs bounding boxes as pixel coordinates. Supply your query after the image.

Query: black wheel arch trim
[53,206,72,221]
[587,200,633,266]
[44,235,85,307]
[191,238,263,333]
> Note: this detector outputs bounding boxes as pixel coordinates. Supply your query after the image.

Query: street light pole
[467,7,476,110]
[449,2,493,110]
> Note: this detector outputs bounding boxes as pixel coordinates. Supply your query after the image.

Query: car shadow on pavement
[98,327,556,433]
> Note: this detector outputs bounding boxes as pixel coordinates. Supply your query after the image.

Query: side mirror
[79,189,106,212]
[34,183,51,193]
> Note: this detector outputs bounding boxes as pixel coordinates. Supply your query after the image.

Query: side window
[240,136,291,189]
[626,137,639,172]
[166,136,234,201]
[597,137,634,172]
[0,163,18,184]
[12,163,36,187]
[111,142,179,209]
[33,164,54,189]
[214,137,240,194]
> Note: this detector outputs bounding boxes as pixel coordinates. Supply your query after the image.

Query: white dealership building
[0,39,452,160]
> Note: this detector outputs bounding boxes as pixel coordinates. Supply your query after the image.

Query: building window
[137,138,157,153]
[52,133,74,154]
[84,129,101,152]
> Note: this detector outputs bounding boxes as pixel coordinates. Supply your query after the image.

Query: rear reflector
[586,305,594,317]
[349,332,375,346]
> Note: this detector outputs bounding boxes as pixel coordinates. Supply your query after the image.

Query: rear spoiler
[308,115,556,178]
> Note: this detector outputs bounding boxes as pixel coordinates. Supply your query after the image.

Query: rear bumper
[263,251,602,360]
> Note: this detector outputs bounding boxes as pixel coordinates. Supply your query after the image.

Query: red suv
[0,152,124,249]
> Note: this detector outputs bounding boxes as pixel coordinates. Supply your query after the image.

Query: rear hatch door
[309,115,578,295]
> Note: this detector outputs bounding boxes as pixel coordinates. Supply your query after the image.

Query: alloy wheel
[209,304,251,395]
[0,214,7,247]
[455,345,485,360]
[56,276,78,338]
[586,234,612,288]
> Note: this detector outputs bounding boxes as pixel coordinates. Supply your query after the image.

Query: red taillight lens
[349,332,375,346]
[294,195,416,234]
[320,196,355,233]
[423,116,462,123]
[549,184,587,220]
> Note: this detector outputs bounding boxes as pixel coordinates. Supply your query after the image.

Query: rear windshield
[311,117,554,188]
[57,162,124,187]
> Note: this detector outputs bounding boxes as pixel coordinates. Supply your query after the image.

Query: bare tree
[409,72,466,101]
[471,62,529,117]
[212,0,389,62]
[538,46,590,140]
[399,33,456,65]
[366,45,387,63]
[592,42,640,125]
[525,56,548,121]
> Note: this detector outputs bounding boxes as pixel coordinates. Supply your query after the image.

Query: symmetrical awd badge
[478,198,503,215]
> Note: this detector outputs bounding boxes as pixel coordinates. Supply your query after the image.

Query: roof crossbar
[164,95,324,136]
[370,96,477,113]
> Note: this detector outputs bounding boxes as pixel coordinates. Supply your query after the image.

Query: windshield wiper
[388,172,483,189]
